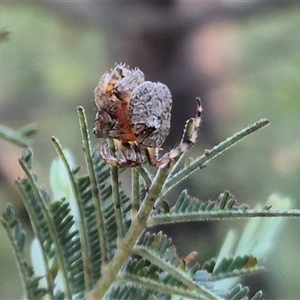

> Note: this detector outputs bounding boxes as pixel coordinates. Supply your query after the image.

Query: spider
[93,63,202,167]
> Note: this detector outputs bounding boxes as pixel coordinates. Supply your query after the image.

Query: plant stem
[77,106,109,270]
[109,139,125,242]
[132,169,140,216]
[136,166,152,190]
[88,110,201,299]
[88,160,174,300]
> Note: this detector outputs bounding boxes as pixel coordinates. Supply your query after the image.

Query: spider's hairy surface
[93,63,172,148]
[93,64,201,167]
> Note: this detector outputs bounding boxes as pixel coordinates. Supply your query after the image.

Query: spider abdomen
[94,64,172,148]
[129,81,172,148]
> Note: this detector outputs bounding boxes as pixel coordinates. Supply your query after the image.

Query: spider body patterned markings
[93,63,202,167]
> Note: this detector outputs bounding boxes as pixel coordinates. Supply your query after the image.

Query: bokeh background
[1,2,300,299]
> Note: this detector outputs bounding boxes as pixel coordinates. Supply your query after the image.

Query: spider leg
[144,147,159,166]
[115,140,143,165]
[100,139,143,167]
[100,139,128,166]
[130,142,143,165]
[156,98,202,166]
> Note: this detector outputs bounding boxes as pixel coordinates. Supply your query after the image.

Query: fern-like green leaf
[225,284,263,300]
[117,258,199,300]
[123,258,160,281]
[107,283,156,300]
[1,204,47,299]
[16,177,58,295]
[148,189,300,227]
[0,104,284,300]
[201,255,263,282]
[133,232,221,300]
[76,173,102,282]
[76,152,132,283]
[161,119,269,198]
[48,200,84,297]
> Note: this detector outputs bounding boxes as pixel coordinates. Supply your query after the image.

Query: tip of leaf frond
[261,119,270,126]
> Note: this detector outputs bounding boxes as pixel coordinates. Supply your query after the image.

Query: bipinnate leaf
[148,189,300,227]
[201,255,263,281]
[108,284,154,300]
[0,105,294,300]
[225,284,263,300]
[132,232,222,299]
[1,204,47,299]
[48,200,84,296]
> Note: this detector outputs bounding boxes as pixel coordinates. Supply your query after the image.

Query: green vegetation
[1,105,298,299]
[2,4,300,299]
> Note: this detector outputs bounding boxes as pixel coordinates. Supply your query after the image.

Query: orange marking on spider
[93,63,201,167]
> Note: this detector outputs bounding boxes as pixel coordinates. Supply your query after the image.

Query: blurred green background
[1,2,300,299]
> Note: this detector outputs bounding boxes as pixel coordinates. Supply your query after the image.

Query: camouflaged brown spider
[93,64,202,167]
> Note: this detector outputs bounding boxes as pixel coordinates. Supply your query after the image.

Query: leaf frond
[133,232,221,300]
[75,149,132,283]
[225,284,263,300]
[52,137,95,292]
[16,176,57,298]
[201,255,263,282]
[106,283,155,300]
[48,200,84,297]
[1,204,48,300]
[161,119,269,197]
[77,106,109,272]
[0,102,283,300]
[117,258,206,300]
[148,190,300,227]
